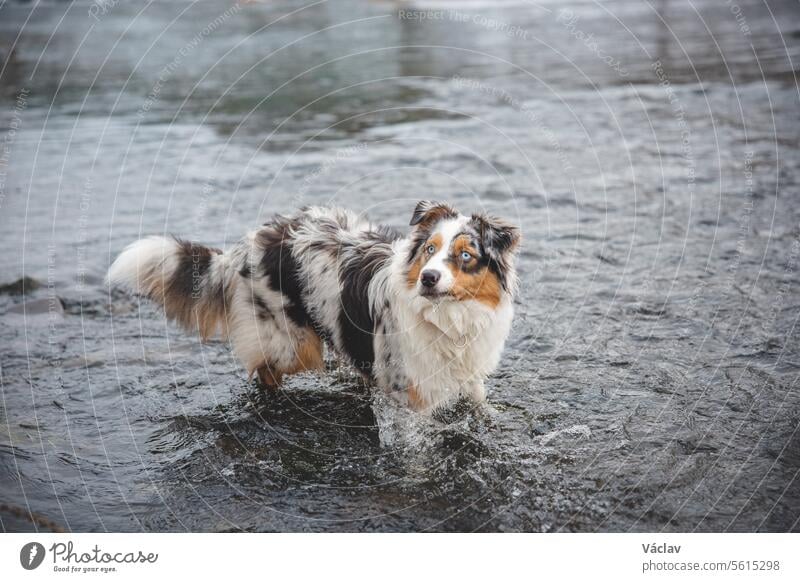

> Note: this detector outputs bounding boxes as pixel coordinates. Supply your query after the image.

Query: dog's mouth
[419,287,451,301]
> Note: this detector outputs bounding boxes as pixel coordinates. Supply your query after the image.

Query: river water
[1,0,799,532]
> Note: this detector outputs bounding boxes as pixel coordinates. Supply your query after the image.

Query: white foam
[539,424,592,446]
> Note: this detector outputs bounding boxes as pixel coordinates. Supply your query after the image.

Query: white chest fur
[391,278,514,410]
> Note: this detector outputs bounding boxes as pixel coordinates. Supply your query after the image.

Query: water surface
[1,0,799,531]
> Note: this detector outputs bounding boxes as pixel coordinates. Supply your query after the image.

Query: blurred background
[1,0,799,532]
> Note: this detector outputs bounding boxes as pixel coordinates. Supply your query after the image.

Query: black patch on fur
[251,294,273,322]
[337,233,395,374]
[407,226,431,265]
[256,216,313,328]
[168,239,215,301]
[468,214,520,291]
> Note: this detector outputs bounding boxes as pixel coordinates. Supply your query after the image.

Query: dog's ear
[409,200,458,227]
[472,213,521,257]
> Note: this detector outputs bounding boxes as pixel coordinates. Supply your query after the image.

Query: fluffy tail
[107,236,231,339]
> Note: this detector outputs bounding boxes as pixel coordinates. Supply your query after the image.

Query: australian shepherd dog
[107,201,520,412]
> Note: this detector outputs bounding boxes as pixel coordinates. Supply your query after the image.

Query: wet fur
[107,203,520,412]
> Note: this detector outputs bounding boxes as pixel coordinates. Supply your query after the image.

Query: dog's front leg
[462,379,486,403]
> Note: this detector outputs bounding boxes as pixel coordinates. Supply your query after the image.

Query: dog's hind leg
[252,331,323,391]
[255,364,283,392]
[232,283,324,392]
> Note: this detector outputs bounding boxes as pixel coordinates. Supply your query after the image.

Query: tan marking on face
[406,233,443,289]
[451,236,478,261]
[448,237,502,308]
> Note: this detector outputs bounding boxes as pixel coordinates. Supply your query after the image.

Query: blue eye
[461,251,472,261]
[426,244,436,254]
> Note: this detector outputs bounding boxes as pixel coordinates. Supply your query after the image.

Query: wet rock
[529,421,551,436]
[0,276,41,296]
[61,297,121,317]
[596,252,620,266]
[7,297,64,317]
[632,304,668,317]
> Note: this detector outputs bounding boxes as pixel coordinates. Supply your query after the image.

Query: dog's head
[405,200,520,308]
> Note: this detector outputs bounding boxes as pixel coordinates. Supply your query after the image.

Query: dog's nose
[420,269,441,288]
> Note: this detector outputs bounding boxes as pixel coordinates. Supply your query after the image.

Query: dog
[107,201,520,412]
